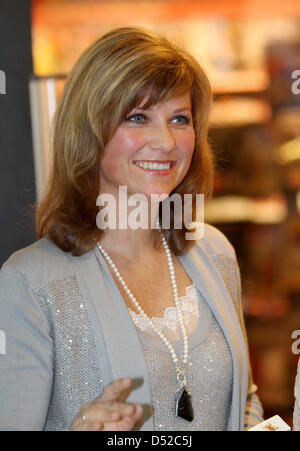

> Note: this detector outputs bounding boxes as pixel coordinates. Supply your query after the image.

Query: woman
[0,27,263,431]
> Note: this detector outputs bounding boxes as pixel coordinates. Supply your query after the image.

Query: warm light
[278,137,300,164]
[210,97,272,127]
[205,195,287,224]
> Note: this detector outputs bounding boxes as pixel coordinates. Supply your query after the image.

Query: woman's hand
[70,378,143,431]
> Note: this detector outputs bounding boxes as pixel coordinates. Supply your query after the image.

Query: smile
[133,160,176,171]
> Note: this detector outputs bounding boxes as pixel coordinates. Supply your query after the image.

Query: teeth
[135,161,172,170]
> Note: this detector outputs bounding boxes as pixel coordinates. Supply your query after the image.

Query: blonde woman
[0,27,263,431]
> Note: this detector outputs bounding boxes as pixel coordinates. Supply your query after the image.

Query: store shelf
[210,97,272,127]
[210,70,269,94]
[205,195,287,224]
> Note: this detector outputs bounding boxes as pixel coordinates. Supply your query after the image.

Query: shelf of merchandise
[210,97,272,127]
[210,69,269,94]
[204,195,288,225]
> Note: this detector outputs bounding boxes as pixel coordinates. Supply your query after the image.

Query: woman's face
[99,92,195,200]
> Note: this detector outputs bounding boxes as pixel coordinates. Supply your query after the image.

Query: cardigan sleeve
[0,263,54,431]
[202,223,264,430]
[232,258,264,430]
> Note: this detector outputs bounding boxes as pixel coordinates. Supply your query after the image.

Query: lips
[133,160,176,171]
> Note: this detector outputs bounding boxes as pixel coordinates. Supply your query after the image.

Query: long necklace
[97,229,194,422]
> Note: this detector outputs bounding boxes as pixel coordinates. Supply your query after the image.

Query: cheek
[112,128,145,157]
[101,156,117,174]
[100,129,144,178]
[101,133,130,168]
[122,130,147,156]
[100,144,121,179]
[178,130,195,158]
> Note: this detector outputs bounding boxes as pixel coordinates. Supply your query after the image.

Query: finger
[105,404,144,431]
[78,420,102,432]
[94,401,139,417]
[102,415,139,431]
[70,417,102,432]
[83,402,140,423]
[115,414,141,431]
[78,421,105,432]
[128,403,144,427]
[86,405,143,431]
[132,403,144,421]
[77,408,122,427]
[89,421,105,431]
[99,378,132,403]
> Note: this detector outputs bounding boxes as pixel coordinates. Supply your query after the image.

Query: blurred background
[1,0,300,428]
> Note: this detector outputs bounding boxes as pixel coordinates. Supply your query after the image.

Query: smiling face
[99,93,195,200]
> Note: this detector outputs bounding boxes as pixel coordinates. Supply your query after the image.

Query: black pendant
[176,388,194,422]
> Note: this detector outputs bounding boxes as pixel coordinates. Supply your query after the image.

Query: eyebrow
[172,108,192,114]
[134,106,192,113]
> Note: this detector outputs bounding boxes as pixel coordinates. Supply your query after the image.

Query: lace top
[129,285,199,341]
[129,284,233,431]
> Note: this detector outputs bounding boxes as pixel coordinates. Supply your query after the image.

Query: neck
[98,200,162,261]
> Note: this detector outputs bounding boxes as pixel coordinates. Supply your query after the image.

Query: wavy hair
[35,27,214,256]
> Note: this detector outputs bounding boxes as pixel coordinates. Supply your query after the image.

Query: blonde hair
[36,26,214,256]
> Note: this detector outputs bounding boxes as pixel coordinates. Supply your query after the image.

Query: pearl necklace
[97,229,194,422]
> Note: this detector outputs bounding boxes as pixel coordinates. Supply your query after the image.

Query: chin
[126,183,170,199]
[142,190,171,201]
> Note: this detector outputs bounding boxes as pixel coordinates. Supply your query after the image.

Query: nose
[149,123,176,152]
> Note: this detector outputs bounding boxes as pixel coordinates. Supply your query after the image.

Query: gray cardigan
[0,223,263,431]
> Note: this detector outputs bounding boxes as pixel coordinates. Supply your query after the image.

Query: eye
[171,115,191,125]
[125,113,147,123]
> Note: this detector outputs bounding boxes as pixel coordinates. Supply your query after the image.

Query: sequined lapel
[178,242,248,431]
[73,248,154,431]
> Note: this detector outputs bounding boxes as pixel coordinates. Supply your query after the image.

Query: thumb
[99,378,132,403]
